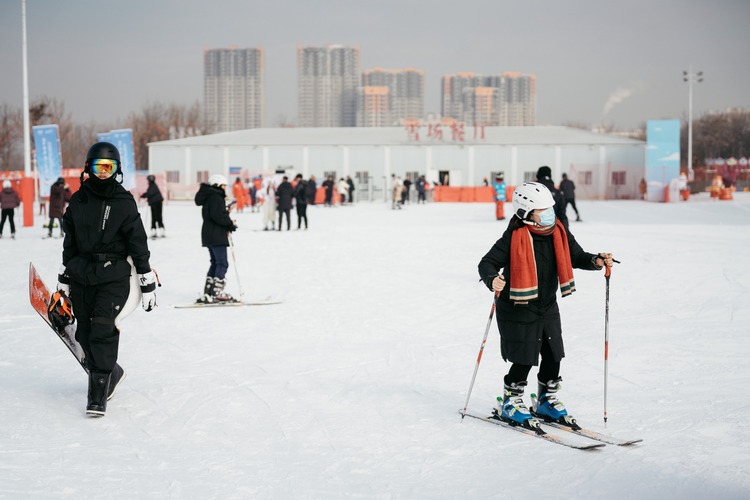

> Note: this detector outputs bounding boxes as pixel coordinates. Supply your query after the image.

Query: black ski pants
[71,277,130,373]
[0,208,15,234]
[296,204,308,229]
[278,208,291,230]
[150,202,164,229]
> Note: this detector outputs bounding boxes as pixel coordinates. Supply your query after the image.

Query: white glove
[139,271,157,312]
[56,264,71,296]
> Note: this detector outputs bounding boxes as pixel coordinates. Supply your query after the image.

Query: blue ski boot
[533,377,578,428]
[494,381,541,431]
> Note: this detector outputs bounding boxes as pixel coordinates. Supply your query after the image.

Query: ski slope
[1,193,749,499]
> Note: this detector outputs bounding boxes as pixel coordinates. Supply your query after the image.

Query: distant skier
[140,175,165,237]
[57,142,157,417]
[536,166,568,228]
[294,174,309,229]
[47,177,71,238]
[194,174,238,303]
[492,174,506,220]
[0,180,21,239]
[276,175,294,230]
[477,181,614,431]
[559,173,581,222]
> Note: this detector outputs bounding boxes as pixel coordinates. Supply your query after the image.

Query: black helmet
[147,175,155,182]
[85,142,120,173]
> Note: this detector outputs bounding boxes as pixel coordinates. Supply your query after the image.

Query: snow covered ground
[1,192,749,499]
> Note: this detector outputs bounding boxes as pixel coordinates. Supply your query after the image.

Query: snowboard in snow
[28,263,86,370]
[174,298,282,309]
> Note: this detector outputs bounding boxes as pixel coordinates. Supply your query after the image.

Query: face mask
[538,207,556,226]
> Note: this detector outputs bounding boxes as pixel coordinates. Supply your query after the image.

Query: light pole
[682,66,703,177]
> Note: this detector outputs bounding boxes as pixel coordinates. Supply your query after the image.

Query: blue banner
[646,120,680,184]
[97,129,136,190]
[33,124,62,197]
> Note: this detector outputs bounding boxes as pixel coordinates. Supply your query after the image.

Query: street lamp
[683,66,703,177]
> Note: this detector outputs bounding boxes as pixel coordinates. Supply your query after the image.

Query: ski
[459,410,606,451]
[529,395,642,446]
[174,299,282,309]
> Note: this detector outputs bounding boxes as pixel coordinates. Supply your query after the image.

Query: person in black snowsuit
[294,174,309,229]
[416,175,427,204]
[48,177,71,238]
[322,176,334,206]
[559,173,581,222]
[276,176,294,230]
[194,174,237,303]
[0,180,21,238]
[536,166,568,229]
[140,175,165,237]
[477,181,613,429]
[307,175,317,206]
[57,142,156,417]
[346,175,355,204]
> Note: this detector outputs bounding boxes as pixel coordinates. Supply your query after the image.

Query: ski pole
[603,262,612,428]
[227,233,244,298]
[461,290,500,420]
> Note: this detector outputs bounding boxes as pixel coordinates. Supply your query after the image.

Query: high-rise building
[361,68,424,126]
[357,86,391,127]
[298,45,360,127]
[441,72,536,126]
[204,47,264,132]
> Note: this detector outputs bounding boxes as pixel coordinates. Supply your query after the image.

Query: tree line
[0,98,748,172]
[0,97,211,172]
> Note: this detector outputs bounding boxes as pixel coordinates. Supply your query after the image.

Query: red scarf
[509,220,575,304]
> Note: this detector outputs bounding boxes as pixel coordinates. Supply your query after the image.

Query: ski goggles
[89,159,119,176]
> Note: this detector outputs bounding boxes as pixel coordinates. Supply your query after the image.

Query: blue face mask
[538,207,556,226]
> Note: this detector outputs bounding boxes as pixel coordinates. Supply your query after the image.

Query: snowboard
[174,298,282,309]
[28,263,87,370]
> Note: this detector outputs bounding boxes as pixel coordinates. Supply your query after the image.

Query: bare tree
[0,103,23,171]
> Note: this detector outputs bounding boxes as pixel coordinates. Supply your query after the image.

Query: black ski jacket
[62,181,151,285]
[140,181,164,205]
[477,218,598,366]
[295,181,309,205]
[276,181,294,210]
[195,183,236,247]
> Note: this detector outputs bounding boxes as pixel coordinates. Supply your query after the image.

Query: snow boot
[107,363,126,401]
[197,277,215,303]
[212,278,236,302]
[494,381,540,430]
[533,377,577,427]
[150,228,157,239]
[86,371,111,417]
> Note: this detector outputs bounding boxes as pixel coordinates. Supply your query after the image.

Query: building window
[611,171,626,186]
[323,170,337,180]
[578,171,593,185]
[524,171,536,183]
[355,171,369,185]
[196,171,209,183]
[405,171,419,183]
[166,171,180,183]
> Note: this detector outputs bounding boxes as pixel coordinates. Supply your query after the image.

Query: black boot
[107,363,126,401]
[87,371,111,417]
[197,276,214,303]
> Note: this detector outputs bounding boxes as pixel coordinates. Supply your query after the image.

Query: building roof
[149,126,644,148]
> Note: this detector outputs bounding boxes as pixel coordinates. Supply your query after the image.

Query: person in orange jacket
[232,178,246,213]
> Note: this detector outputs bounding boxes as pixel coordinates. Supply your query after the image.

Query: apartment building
[442,72,536,126]
[357,87,391,127]
[361,68,424,126]
[204,47,264,132]
[298,45,360,127]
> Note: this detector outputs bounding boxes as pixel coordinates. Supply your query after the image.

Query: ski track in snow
[1,194,750,498]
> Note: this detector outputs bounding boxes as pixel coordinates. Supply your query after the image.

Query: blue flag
[33,124,62,197]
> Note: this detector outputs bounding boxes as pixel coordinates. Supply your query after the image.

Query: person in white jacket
[261,178,277,230]
[338,178,349,205]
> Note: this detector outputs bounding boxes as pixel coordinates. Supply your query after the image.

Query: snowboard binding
[47,290,75,333]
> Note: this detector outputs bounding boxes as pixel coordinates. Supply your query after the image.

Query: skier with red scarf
[478,181,614,431]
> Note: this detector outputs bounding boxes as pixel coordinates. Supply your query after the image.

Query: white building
[148,126,644,201]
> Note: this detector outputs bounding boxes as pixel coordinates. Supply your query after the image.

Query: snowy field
[1,192,749,499]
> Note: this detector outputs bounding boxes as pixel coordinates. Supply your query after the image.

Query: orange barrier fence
[433,186,515,202]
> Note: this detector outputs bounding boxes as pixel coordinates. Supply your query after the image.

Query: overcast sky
[1,0,748,130]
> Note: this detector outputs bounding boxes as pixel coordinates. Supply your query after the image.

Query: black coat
[537,177,569,228]
[276,181,294,210]
[295,181,309,205]
[62,180,151,285]
[560,179,576,200]
[477,219,598,365]
[195,183,236,247]
[141,181,164,205]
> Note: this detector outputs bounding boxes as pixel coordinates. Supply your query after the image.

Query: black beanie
[536,166,552,179]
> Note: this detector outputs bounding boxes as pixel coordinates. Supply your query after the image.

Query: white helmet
[2,180,10,189]
[512,182,555,221]
[208,174,228,187]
